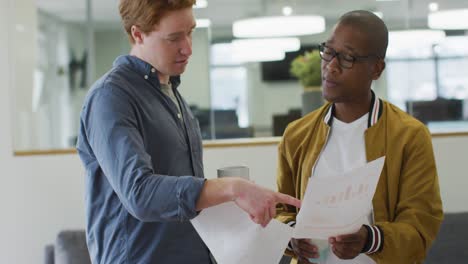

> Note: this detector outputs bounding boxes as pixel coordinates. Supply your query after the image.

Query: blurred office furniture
[190,107,212,139]
[191,106,253,139]
[406,98,463,124]
[424,212,468,263]
[212,109,253,139]
[464,99,468,120]
[272,108,302,136]
[45,230,91,264]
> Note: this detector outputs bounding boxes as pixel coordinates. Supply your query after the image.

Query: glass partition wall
[11,0,91,150]
[11,0,211,151]
[10,0,468,152]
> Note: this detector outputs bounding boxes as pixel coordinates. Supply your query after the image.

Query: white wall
[12,8,88,150]
[432,136,468,212]
[11,0,36,113]
[11,0,37,150]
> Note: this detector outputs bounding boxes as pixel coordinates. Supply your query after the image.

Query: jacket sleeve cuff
[286,221,296,251]
[361,224,384,254]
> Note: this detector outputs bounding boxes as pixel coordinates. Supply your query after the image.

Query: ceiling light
[428,2,439,12]
[231,38,300,53]
[232,38,300,62]
[234,48,285,63]
[196,19,211,28]
[211,41,287,64]
[194,0,207,9]
[211,43,239,65]
[233,15,325,38]
[282,6,293,16]
[428,9,468,30]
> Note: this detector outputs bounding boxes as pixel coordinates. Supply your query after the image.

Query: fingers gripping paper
[191,157,385,264]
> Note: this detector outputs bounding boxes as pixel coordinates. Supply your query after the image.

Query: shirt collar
[323,90,383,128]
[113,55,181,88]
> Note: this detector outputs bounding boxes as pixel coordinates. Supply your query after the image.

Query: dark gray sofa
[425,212,468,263]
[45,230,91,264]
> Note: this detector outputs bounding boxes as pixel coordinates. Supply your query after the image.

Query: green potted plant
[290,50,322,89]
[290,50,324,115]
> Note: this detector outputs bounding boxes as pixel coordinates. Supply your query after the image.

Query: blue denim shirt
[76,55,211,264]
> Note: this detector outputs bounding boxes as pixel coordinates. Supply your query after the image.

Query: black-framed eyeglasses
[319,42,381,69]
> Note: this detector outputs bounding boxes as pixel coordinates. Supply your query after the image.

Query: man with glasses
[276,10,443,264]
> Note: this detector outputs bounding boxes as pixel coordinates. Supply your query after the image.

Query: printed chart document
[191,157,385,264]
[293,156,386,239]
[191,202,293,264]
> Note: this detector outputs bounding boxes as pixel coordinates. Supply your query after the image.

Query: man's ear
[131,25,144,44]
[372,59,386,80]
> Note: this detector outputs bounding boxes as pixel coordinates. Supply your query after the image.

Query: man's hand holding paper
[191,157,385,264]
[329,225,368,260]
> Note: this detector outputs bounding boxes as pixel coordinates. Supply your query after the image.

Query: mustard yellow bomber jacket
[276,96,443,264]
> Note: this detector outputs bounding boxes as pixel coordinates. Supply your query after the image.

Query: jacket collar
[323,90,383,128]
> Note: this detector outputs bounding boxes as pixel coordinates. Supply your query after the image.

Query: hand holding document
[191,157,385,264]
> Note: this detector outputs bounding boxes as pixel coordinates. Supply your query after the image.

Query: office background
[1,0,468,263]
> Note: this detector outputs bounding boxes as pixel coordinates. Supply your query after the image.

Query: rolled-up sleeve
[81,84,205,222]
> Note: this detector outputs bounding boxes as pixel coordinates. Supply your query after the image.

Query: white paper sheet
[191,202,293,264]
[293,157,386,239]
[191,157,385,263]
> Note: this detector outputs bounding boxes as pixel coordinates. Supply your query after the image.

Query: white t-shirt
[312,113,376,264]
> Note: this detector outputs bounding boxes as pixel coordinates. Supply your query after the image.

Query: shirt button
[151,68,156,73]
[144,75,148,79]
[177,113,182,119]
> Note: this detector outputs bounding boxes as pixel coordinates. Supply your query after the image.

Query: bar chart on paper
[317,183,371,207]
[293,157,386,239]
